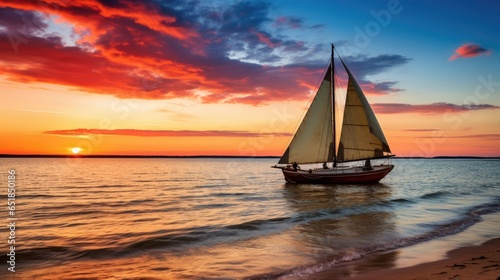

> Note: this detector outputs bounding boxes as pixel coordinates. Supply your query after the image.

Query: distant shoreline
[1,154,499,159]
[397,156,500,159]
[0,154,280,158]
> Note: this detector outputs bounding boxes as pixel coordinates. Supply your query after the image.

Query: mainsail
[278,51,392,165]
[278,66,334,164]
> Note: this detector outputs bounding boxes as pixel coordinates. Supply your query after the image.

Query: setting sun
[70,147,82,154]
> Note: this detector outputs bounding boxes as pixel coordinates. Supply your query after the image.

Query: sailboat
[273,45,394,184]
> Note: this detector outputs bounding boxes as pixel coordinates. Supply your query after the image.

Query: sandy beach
[307,238,500,280]
[355,238,500,280]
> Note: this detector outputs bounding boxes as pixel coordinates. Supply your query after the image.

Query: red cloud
[251,29,279,48]
[43,128,292,137]
[372,102,499,114]
[273,16,303,29]
[0,1,409,106]
[449,43,491,61]
[0,0,198,41]
[0,37,132,92]
[0,1,322,105]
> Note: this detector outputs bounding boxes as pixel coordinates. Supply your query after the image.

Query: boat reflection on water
[279,183,400,278]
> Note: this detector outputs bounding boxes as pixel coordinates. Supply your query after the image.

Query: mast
[331,44,337,167]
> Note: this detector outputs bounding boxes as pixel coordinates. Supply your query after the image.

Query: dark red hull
[281,165,394,184]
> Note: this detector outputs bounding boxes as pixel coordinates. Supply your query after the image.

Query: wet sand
[308,238,500,280]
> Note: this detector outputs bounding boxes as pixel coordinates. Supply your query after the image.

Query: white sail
[337,61,392,162]
[278,67,334,164]
[278,52,392,165]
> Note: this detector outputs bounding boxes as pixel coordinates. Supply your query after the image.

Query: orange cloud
[415,134,500,140]
[43,128,292,137]
[372,102,499,114]
[449,43,491,61]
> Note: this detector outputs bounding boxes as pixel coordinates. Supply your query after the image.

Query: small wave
[15,246,77,264]
[376,198,414,207]
[165,178,198,182]
[98,184,128,188]
[59,222,88,228]
[193,184,228,189]
[124,229,211,252]
[237,195,268,201]
[30,209,106,219]
[251,200,500,279]
[19,194,61,199]
[420,191,453,199]
[129,198,156,204]
[391,198,412,203]
[131,217,160,223]
[470,199,500,216]
[122,217,293,254]
[74,247,120,260]
[214,192,247,197]
[194,203,236,210]
[227,217,290,231]
[20,229,215,263]
[291,209,338,222]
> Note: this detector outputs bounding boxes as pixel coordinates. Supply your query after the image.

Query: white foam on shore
[286,212,500,280]
[391,212,500,268]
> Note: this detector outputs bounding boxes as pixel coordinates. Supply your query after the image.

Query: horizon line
[1,154,499,159]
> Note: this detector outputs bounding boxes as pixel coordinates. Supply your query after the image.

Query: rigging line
[331,44,336,165]
[317,54,336,164]
[316,77,329,164]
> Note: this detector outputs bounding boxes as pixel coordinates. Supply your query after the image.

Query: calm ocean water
[0,158,499,279]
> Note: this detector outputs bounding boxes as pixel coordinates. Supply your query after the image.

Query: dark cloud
[0,7,47,35]
[343,54,411,79]
[343,54,411,83]
[310,24,324,29]
[96,0,128,9]
[340,54,411,94]
[219,1,272,33]
[359,81,402,95]
[274,16,303,29]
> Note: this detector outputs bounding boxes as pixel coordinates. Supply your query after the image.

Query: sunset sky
[1,0,499,156]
